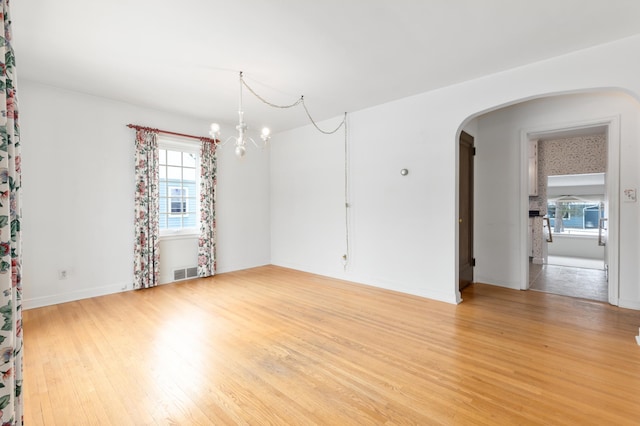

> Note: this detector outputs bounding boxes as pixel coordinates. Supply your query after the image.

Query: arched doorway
[456,90,640,305]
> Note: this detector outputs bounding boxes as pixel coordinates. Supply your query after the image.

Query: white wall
[20,81,270,308]
[271,35,640,308]
[548,235,604,260]
[270,122,347,275]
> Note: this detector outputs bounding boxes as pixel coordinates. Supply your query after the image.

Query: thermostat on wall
[623,188,637,203]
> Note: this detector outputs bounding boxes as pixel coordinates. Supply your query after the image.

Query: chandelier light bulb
[235,144,247,158]
[261,127,270,137]
[209,122,220,136]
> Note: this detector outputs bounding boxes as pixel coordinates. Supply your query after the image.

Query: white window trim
[158,135,201,237]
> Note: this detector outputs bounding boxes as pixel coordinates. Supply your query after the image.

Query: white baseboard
[216,261,270,275]
[23,282,128,310]
[271,260,459,305]
[474,274,520,290]
[618,298,640,310]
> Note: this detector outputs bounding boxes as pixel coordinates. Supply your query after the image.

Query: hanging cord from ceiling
[343,113,350,271]
[240,73,350,270]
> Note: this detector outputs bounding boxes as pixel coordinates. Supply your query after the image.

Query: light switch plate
[623,188,637,202]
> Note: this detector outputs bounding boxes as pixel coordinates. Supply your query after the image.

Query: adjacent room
[4,0,640,424]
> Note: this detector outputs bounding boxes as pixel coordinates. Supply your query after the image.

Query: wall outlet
[58,269,68,280]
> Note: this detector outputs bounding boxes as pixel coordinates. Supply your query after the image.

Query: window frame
[158,137,201,237]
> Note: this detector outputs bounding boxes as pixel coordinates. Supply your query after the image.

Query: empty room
[4,0,640,424]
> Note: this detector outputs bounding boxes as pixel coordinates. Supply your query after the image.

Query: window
[547,201,603,235]
[158,139,200,235]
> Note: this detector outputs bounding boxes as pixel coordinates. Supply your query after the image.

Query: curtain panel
[133,129,160,289]
[197,140,217,277]
[0,0,23,423]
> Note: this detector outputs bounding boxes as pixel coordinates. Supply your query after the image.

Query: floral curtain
[0,0,23,423]
[197,140,217,277]
[133,129,160,289]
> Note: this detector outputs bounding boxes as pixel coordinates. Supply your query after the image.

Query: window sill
[552,233,599,239]
[160,232,199,241]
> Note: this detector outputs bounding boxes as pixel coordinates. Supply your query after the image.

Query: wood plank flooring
[23,266,640,425]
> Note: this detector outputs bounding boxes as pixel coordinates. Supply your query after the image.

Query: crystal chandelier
[208,72,271,158]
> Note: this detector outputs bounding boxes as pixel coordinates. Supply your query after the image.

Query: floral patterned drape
[0,0,23,423]
[133,129,160,289]
[197,140,216,277]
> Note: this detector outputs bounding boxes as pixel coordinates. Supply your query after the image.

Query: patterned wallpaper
[529,133,606,262]
[529,134,607,214]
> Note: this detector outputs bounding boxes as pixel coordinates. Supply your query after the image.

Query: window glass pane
[184,181,196,196]
[183,167,196,181]
[167,166,182,180]
[183,153,196,167]
[187,197,197,213]
[184,212,197,228]
[170,200,183,213]
[547,201,602,234]
[159,214,167,229]
[159,198,167,214]
[159,149,166,165]
[159,165,167,179]
[167,150,182,166]
[170,187,185,197]
[167,215,182,228]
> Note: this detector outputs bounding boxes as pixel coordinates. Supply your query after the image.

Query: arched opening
[456,89,640,305]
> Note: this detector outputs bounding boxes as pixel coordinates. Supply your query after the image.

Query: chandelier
[208,72,271,158]
[206,70,351,269]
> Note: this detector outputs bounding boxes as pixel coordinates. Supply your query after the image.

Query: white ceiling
[12,0,640,133]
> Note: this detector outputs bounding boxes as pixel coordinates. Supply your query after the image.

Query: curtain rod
[126,124,218,144]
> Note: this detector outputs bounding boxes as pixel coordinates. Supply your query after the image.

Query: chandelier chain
[240,74,346,135]
[301,98,346,135]
[240,77,303,109]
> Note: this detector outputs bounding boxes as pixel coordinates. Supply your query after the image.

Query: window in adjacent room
[158,138,200,235]
[547,201,603,235]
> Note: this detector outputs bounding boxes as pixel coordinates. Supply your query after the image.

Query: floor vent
[173,266,198,282]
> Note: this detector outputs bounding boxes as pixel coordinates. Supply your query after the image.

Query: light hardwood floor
[24,266,640,425]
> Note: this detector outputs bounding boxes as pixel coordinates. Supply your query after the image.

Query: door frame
[459,131,474,292]
[519,115,620,305]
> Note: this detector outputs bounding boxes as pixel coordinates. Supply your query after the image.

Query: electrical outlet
[58,269,68,280]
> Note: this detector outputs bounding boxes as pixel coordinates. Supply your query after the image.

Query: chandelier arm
[246,136,268,150]
[214,135,238,148]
